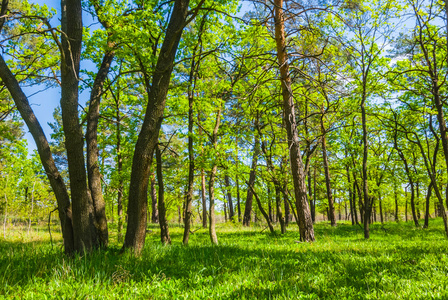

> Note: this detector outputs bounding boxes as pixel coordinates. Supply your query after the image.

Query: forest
[1,0,448,298]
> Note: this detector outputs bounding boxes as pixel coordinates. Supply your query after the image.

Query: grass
[1,219,448,299]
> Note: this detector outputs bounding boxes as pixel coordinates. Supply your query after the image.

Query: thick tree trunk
[274,0,314,242]
[123,0,190,254]
[0,55,75,253]
[243,136,260,226]
[61,0,98,252]
[86,47,114,247]
[156,145,171,245]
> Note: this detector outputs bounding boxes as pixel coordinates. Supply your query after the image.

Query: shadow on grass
[2,219,448,299]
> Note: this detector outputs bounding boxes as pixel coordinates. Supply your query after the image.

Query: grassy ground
[1,219,448,299]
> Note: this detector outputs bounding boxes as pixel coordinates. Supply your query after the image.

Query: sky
[24,0,96,153]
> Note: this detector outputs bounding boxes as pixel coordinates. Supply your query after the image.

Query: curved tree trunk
[273,0,314,242]
[86,47,114,247]
[123,0,190,254]
[247,183,275,234]
[0,54,75,253]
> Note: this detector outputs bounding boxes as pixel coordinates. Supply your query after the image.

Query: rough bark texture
[0,54,75,253]
[273,0,314,242]
[123,0,190,254]
[156,145,171,245]
[86,47,114,247]
[61,0,98,252]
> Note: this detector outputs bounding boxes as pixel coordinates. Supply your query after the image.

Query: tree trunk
[0,54,75,253]
[115,96,124,243]
[61,0,98,252]
[123,0,190,254]
[321,124,336,226]
[236,174,241,223]
[156,144,171,245]
[394,182,399,222]
[183,63,195,245]
[424,181,433,228]
[379,193,384,224]
[150,172,158,223]
[208,165,219,245]
[85,2,116,245]
[274,183,286,234]
[225,175,234,221]
[273,0,314,242]
[247,183,275,234]
[243,135,260,226]
[201,168,207,228]
[86,45,114,248]
[208,102,222,245]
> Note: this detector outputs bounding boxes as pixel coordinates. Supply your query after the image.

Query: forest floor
[1,219,448,299]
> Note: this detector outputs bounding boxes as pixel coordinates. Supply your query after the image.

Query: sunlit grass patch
[1,219,448,299]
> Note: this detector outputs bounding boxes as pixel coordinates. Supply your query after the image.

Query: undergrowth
[1,219,448,299]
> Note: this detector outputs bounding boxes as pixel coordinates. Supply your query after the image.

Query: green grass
[1,219,448,299]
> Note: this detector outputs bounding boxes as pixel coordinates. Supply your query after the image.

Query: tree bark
[225,175,234,221]
[273,0,314,242]
[150,171,158,223]
[156,144,171,245]
[123,0,190,254]
[0,54,75,253]
[424,181,433,229]
[321,122,336,226]
[247,183,275,234]
[208,102,222,245]
[61,0,98,252]
[243,135,260,226]
[274,183,286,234]
[86,45,114,248]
